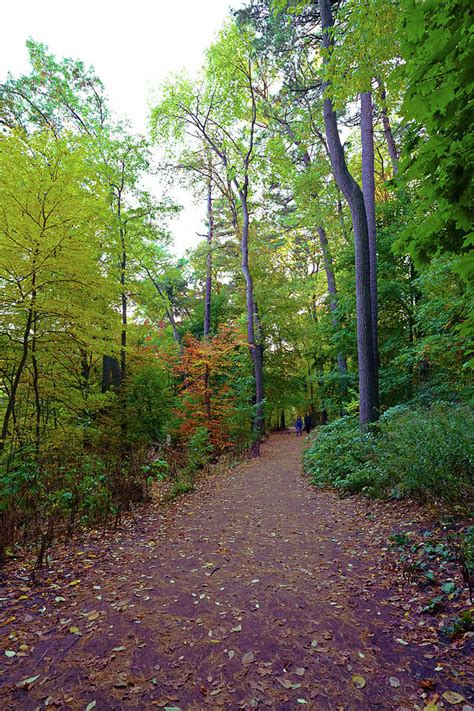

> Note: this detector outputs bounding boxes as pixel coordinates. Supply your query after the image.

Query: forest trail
[1,433,472,710]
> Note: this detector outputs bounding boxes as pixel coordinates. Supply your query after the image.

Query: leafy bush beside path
[303,404,474,504]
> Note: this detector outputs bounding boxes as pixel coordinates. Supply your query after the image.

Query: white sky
[1,0,242,254]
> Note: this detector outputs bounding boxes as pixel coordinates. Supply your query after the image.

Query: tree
[0,129,116,454]
[318,0,379,423]
[151,22,272,436]
[396,0,473,286]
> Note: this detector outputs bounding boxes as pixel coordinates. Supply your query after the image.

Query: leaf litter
[0,434,471,708]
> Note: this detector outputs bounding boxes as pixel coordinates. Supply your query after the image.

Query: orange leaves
[174,324,244,451]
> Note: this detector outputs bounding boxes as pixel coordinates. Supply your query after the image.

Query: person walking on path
[304,412,313,434]
[295,415,303,436]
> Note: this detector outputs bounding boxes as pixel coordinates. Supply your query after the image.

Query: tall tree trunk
[294,141,348,376]
[378,82,399,175]
[31,318,41,455]
[203,176,214,422]
[204,176,213,339]
[117,192,128,443]
[0,270,37,453]
[318,0,379,424]
[120,226,127,385]
[360,90,379,367]
[316,225,348,377]
[239,186,264,436]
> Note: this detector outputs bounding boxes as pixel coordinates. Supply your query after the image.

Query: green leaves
[398,0,473,286]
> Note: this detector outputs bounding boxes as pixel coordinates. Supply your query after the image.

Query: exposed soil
[1,433,472,710]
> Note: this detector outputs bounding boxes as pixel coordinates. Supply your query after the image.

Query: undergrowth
[303,403,473,505]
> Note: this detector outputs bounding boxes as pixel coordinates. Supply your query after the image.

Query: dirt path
[1,433,472,710]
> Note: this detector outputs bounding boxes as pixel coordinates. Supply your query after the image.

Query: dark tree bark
[280,410,286,430]
[238,185,265,436]
[378,82,399,175]
[119,224,127,384]
[360,90,379,367]
[203,177,213,421]
[101,356,122,393]
[273,118,348,380]
[31,320,41,454]
[0,268,37,453]
[204,175,213,340]
[318,0,379,424]
[316,225,348,377]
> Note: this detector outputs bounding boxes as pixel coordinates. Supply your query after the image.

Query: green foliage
[325,0,400,106]
[186,427,214,472]
[143,459,169,484]
[397,0,474,284]
[166,478,194,502]
[304,404,474,503]
[441,611,473,639]
[2,0,472,574]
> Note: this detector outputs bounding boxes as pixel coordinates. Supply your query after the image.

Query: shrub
[303,403,473,504]
[187,427,214,472]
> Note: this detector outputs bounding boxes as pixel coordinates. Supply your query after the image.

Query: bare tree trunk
[203,176,214,421]
[360,91,379,367]
[120,226,127,385]
[0,270,37,453]
[316,225,348,377]
[31,319,41,455]
[239,186,264,436]
[378,82,399,175]
[318,0,379,424]
[204,176,213,339]
[293,139,349,377]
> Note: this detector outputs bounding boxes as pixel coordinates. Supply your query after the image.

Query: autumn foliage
[174,325,245,451]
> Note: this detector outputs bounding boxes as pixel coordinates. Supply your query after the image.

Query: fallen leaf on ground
[442,691,465,705]
[242,651,255,665]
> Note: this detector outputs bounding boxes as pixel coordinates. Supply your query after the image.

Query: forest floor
[1,433,472,710]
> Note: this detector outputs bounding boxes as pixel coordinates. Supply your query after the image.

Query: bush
[303,403,474,504]
[187,427,214,472]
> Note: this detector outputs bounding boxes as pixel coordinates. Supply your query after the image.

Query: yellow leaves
[69,579,81,587]
[68,626,81,635]
[351,675,366,689]
[441,691,466,705]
